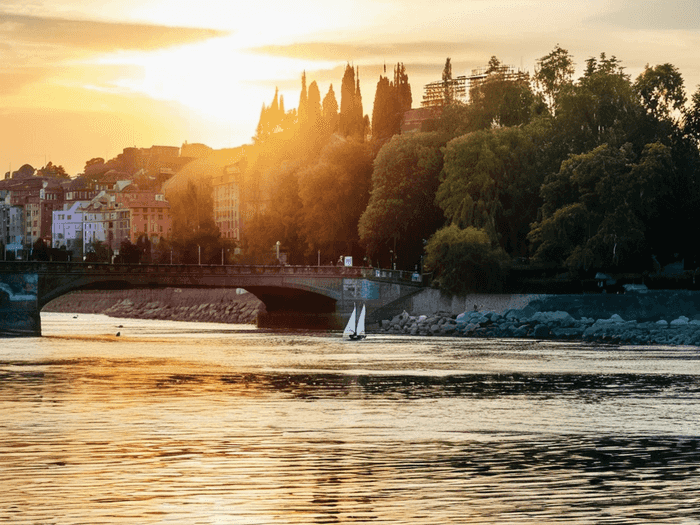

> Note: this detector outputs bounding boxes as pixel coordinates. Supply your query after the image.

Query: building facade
[212,163,242,242]
[115,187,172,244]
[1,200,24,259]
[52,202,85,259]
[81,195,131,258]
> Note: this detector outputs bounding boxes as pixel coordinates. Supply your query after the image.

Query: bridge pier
[0,272,41,337]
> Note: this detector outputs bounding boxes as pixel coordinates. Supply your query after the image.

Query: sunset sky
[1,0,699,175]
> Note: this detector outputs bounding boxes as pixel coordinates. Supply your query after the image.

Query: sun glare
[86,35,337,144]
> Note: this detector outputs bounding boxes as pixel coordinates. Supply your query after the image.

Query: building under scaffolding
[421,64,525,107]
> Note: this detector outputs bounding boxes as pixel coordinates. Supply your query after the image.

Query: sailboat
[343,304,366,340]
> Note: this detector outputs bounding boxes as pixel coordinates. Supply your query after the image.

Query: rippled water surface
[2,313,700,524]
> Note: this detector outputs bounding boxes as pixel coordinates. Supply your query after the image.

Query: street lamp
[276,241,280,262]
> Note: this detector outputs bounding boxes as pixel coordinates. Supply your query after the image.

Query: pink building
[115,186,172,244]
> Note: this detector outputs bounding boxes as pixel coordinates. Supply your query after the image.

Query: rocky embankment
[381,291,700,346]
[45,289,264,324]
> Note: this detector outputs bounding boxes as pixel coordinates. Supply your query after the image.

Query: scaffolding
[421,64,525,107]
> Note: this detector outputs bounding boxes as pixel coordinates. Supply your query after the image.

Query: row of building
[0,164,173,261]
[1,142,247,261]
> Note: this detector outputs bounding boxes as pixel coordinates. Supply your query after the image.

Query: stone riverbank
[44,289,264,325]
[380,290,700,346]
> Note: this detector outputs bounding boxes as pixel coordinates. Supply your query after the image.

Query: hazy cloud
[589,0,700,31]
[0,12,228,52]
[0,66,52,94]
[248,41,484,61]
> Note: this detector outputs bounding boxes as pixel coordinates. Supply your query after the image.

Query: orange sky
[1,0,699,176]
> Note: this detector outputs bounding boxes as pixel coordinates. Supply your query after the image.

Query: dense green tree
[437,122,549,256]
[528,55,700,271]
[634,63,686,122]
[297,136,373,259]
[423,225,510,294]
[555,53,642,154]
[358,131,447,269]
[534,45,575,114]
[528,141,686,270]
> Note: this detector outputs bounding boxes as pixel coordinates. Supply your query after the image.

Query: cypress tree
[322,84,339,135]
[339,64,356,136]
[298,71,309,134]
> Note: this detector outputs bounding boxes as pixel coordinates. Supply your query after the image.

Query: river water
[2,312,700,524]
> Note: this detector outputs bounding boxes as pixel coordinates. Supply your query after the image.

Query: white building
[52,201,85,259]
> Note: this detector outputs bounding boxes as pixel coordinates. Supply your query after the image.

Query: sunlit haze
[1,0,699,174]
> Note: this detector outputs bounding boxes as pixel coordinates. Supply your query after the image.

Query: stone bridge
[0,261,426,336]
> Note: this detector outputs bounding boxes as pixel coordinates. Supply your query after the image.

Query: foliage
[31,238,50,261]
[37,161,70,179]
[554,53,642,154]
[423,225,510,294]
[467,56,536,129]
[437,122,549,256]
[534,45,575,113]
[442,57,454,105]
[85,239,110,262]
[371,63,413,142]
[168,179,223,264]
[528,141,685,270]
[633,63,686,122]
[116,239,141,263]
[297,136,373,258]
[242,159,306,264]
[339,64,367,139]
[322,84,339,135]
[358,131,447,268]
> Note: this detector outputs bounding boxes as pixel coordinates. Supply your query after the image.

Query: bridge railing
[0,261,426,285]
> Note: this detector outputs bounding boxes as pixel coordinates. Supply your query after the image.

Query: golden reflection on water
[1,313,700,523]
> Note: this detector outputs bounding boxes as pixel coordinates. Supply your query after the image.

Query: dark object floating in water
[116,332,121,337]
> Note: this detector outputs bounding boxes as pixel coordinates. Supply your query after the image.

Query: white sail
[343,305,357,337]
[356,304,366,338]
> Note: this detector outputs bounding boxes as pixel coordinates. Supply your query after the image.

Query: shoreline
[45,288,700,346]
[379,290,700,346]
